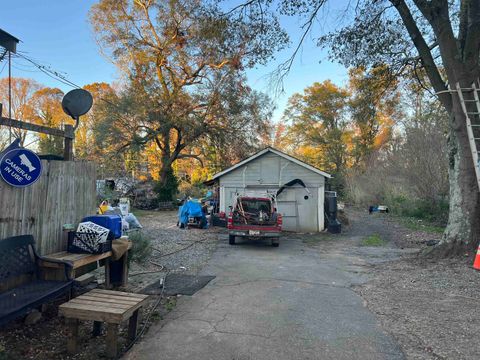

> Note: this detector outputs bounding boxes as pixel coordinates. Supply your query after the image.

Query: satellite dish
[62,89,93,119]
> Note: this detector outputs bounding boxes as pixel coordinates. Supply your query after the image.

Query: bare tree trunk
[438,96,480,255]
[158,151,173,186]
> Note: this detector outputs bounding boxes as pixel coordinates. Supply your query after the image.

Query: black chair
[0,235,73,327]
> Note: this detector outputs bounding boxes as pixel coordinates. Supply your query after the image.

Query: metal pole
[8,50,12,142]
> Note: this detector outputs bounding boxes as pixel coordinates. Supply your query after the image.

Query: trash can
[324,191,341,234]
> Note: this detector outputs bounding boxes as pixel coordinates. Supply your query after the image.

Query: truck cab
[227,195,282,247]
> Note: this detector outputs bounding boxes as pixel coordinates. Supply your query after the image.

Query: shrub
[154,168,179,202]
[0,343,7,360]
[388,197,449,226]
[128,231,152,264]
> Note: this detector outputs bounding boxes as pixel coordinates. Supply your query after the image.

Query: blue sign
[0,147,42,187]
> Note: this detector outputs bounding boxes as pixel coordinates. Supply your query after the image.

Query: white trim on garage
[318,186,325,231]
[220,185,225,213]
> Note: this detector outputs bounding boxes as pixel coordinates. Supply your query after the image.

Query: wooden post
[128,309,139,342]
[66,318,79,354]
[64,124,74,161]
[121,252,129,287]
[105,258,111,289]
[106,323,119,358]
[92,321,103,337]
[8,50,11,142]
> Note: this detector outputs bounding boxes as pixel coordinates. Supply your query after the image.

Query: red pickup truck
[227,196,282,247]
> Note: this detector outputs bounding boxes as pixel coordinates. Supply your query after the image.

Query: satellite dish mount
[60,89,93,160]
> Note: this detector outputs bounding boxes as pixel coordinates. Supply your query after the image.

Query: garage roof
[210,147,331,181]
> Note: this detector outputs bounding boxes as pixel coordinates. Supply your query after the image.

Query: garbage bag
[125,213,142,229]
[122,218,130,231]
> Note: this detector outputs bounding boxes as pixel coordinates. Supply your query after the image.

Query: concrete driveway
[125,232,405,360]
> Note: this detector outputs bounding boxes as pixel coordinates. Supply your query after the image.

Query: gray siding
[218,151,326,232]
[219,152,325,188]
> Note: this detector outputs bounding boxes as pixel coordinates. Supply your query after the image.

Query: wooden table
[40,241,132,287]
[59,289,149,358]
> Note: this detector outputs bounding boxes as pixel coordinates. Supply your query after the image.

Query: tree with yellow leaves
[30,87,72,155]
[348,66,400,168]
[282,80,350,177]
[0,77,40,146]
[89,0,285,200]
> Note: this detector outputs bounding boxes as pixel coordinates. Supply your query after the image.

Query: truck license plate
[249,230,260,235]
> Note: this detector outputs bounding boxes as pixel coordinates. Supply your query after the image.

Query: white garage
[209,147,331,232]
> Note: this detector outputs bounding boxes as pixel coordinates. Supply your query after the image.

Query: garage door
[296,187,318,232]
[277,187,318,232]
[277,200,297,231]
[276,187,297,231]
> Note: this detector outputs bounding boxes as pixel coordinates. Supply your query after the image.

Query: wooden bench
[59,289,149,358]
[40,241,132,288]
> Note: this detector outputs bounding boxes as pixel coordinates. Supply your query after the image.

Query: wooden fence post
[64,125,74,161]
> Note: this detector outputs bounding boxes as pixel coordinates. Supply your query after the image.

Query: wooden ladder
[456,80,480,191]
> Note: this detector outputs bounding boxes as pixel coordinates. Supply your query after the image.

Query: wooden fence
[0,160,96,255]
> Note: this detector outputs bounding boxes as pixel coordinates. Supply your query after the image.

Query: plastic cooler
[81,215,122,239]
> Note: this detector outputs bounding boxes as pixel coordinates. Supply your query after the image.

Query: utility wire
[7,50,134,132]
[12,52,81,89]
[0,61,7,75]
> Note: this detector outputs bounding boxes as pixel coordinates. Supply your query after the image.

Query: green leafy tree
[282,80,350,178]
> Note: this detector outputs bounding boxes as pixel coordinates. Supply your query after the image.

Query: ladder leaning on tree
[454,80,480,192]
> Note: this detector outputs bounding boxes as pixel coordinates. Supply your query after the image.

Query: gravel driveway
[127,210,223,291]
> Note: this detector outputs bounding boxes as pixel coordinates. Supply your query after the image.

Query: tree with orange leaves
[0,77,40,146]
[348,66,400,168]
[30,87,72,155]
[89,0,286,200]
[281,68,400,192]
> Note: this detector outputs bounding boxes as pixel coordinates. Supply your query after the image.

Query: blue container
[81,215,122,239]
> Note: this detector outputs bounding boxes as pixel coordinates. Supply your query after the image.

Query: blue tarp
[178,200,207,228]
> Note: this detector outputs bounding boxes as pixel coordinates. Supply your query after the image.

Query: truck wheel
[271,238,279,247]
[229,235,236,245]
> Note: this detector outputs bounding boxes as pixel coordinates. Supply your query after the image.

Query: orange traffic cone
[473,245,480,270]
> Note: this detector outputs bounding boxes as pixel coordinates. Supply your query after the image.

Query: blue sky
[0,0,349,122]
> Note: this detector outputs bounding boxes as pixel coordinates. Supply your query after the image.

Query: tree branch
[177,154,204,166]
[154,136,164,151]
[270,0,327,95]
[412,0,459,75]
[462,0,480,69]
[390,0,451,110]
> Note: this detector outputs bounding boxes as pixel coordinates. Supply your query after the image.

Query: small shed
[209,147,331,232]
